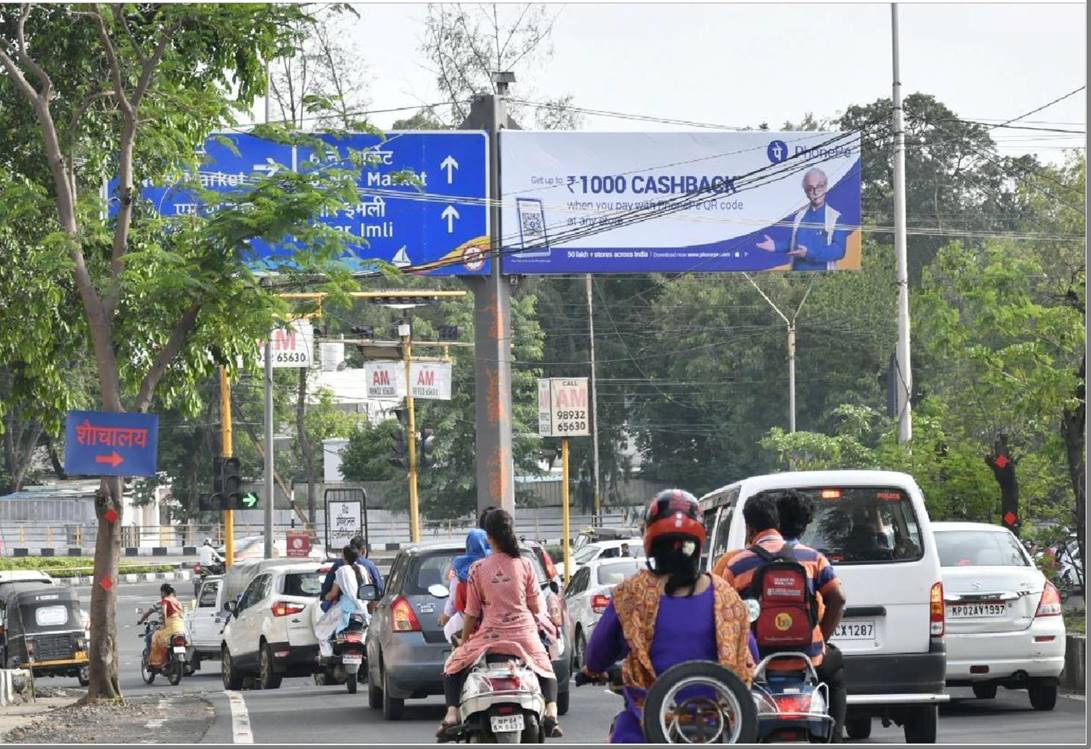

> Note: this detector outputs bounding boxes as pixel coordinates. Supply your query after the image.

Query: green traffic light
[241,492,258,508]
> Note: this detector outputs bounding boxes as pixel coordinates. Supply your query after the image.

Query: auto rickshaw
[0,585,89,685]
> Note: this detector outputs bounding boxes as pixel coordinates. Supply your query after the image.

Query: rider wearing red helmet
[582,489,755,743]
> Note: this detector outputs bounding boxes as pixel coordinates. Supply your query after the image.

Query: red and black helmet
[642,488,706,556]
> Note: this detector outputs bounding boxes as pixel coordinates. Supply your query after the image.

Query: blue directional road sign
[64,410,159,477]
[125,131,490,276]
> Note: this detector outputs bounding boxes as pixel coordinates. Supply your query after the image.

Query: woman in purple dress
[582,489,756,743]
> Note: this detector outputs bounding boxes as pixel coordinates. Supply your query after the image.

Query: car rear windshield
[752,486,925,565]
[406,548,548,594]
[935,530,1030,568]
[282,572,323,597]
[596,560,642,586]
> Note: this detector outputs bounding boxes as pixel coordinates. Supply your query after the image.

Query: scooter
[318,611,368,693]
[137,612,191,686]
[750,652,834,743]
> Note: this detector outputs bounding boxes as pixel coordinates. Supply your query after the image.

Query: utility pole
[892,3,913,443]
[401,320,422,543]
[585,275,602,525]
[219,367,234,568]
[745,274,816,433]
[263,61,275,560]
[460,73,516,518]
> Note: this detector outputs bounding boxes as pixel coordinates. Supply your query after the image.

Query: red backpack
[745,542,819,652]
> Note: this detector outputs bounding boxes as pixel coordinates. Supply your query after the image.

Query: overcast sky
[339,2,1085,162]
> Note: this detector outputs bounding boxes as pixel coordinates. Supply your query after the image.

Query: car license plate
[948,603,1006,618]
[490,714,525,733]
[833,621,875,641]
[342,654,362,665]
[172,646,187,654]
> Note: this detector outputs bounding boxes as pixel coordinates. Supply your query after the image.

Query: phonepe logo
[766,140,789,164]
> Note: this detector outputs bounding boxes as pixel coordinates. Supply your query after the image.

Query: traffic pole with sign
[219,367,234,568]
[561,437,571,586]
[402,322,421,543]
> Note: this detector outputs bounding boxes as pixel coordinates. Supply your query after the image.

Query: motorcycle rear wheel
[140,652,156,685]
[168,659,184,686]
[642,661,757,744]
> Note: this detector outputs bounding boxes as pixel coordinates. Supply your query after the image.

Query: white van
[699,470,947,743]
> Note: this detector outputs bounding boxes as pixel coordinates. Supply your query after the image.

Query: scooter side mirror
[427,583,450,599]
[224,600,237,616]
[745,598,761,623]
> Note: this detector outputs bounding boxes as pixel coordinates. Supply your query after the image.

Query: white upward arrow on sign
[440,155,459,184]
[441,205,460,233]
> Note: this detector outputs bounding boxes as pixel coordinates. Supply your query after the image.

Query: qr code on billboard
[521,208,544,238]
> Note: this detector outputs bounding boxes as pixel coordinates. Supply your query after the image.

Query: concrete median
[1060,634,1085,692]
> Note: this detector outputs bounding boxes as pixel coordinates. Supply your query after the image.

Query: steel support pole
[263,340,274,559]
[404,328,421,543]
[462,83,515,518]
[586,275,603,525]
[788,324,797,433]
[219,367,234,568]
[892,3,913,443]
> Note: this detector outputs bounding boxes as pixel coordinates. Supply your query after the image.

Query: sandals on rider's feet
[435,721,460,742]
[542,716,563,738]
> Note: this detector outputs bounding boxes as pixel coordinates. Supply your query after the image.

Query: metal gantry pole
[585,274,602,525]
[892,3,913,443]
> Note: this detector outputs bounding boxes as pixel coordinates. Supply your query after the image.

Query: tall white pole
[892,3,913,443]
[585,275,602,525]
[263,61,275,559]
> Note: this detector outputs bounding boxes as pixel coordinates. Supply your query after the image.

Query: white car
[699,470,948,743]
[932,521,1065,710]
[565,556,644,670]
[220,562,327,690]
[559,538,643,580]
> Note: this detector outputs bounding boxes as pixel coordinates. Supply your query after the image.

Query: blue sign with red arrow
[63,410,159,477]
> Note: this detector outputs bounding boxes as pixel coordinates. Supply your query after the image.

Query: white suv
[699,470,948,744]
[220,562,326,690]
[933,521,1065,710]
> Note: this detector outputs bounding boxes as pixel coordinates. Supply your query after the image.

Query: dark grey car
[366,541,571,720]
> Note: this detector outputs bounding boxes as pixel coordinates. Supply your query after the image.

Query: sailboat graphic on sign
[392,246,412,268]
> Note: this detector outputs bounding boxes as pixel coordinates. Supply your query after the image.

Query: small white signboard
[326,499,362,551]
[537,378,590,437]
[365,361,453,400]
[257,319,314,369]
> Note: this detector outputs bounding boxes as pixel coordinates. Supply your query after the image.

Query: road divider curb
[56,569,193,588]
[225,690,254,744]
[4,546,198,558]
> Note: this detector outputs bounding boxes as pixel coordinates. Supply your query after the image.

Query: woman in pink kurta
[438,509,562,739]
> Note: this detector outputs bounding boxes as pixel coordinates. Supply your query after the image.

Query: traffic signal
[197,493,213,512]
[437,325,460,341]
[390,429,408,470]
[220,457,243,509]
[239,491,260,510]
[351,325,375,339]
[418,427,435,470]
[213,456,224,494]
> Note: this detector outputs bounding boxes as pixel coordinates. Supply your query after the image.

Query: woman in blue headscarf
[440,529,491,642]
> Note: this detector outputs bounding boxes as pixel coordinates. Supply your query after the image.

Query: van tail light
[271,601,306,617]
[930,582,945,637]
[1036,582,1063,617]
[391,596,422,632]
[591,594,612,614]
[542,550,558,582]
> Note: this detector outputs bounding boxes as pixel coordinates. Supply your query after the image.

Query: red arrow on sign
[95,452,124,468]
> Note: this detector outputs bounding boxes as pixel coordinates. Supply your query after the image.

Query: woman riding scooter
[138,583,185,670]
[581,489,756,743]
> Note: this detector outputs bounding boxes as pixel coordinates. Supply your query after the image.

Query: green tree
[0,4,361,700]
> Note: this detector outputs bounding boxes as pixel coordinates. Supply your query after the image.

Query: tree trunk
[1061,354,1085,594]
[82,477,124,702]
[2,407,43,493]
[296,368,318,526]
[987,434,1020,536]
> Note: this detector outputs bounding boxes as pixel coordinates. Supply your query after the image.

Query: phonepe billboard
[500,131,861,274]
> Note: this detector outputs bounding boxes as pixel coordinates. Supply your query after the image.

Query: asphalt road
[62,583,1086,745]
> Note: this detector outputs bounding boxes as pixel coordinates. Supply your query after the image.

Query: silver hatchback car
[366,541,572,720]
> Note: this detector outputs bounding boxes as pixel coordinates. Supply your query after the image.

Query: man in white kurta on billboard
[756,167,850,271]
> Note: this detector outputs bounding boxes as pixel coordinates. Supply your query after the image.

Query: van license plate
[342,654,362,665]
[172,646,187,654]
[948,603,1006,618]
[490,714,525,733]
[833,621,875,641]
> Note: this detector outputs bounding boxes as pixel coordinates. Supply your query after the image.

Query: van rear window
[753,487,924,565]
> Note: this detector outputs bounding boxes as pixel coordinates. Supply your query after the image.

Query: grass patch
[0,557,176,578]
[1066,610,1085,635]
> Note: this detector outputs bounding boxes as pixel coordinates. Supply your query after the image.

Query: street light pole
[891,3,913,443]
[585,274,602,525]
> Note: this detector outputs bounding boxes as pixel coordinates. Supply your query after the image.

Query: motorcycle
[192,560,225,598]
[317,611,368,694]
[136,609,192,686]
[432,585,548,744]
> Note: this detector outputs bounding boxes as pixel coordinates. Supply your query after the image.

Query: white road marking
[225,690,254,744]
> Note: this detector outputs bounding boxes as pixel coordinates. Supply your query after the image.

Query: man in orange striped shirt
[716,492,848,741]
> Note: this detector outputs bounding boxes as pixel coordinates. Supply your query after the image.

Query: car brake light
[820,489,841,499]
[591,593,611,614]
[930,582,945,637]
[542,550,558,581]
[271,601,305,617]
[391,596,421,632]
[1036,582,1062,617]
